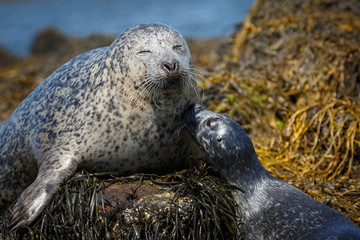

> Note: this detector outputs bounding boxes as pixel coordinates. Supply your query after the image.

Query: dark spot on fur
[115,145,120,153]
[96,113,101,121]
[114,111,122,118]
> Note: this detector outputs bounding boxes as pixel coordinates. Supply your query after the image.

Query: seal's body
[0,24,200,231]
[184,104,360,240]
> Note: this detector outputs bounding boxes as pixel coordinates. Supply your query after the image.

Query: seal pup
[184,104,360,240]
[0,23,201,231]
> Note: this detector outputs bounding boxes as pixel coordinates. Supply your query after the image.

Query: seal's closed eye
[138,50,151,54]
[173,45,184,51]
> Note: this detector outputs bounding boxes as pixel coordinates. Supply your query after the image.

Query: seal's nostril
[163,61,178,72]
[164,63,171,72]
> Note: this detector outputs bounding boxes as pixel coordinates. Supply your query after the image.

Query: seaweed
[0,163,242,239]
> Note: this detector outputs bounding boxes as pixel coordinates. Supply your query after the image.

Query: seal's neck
[218,151,280,227]
[220,152,272,193]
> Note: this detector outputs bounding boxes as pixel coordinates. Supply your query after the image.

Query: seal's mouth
[162,74,184,89]
[158,58,184,88]
[134,67,200,108]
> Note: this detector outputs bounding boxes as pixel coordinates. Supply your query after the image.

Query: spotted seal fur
[184,104,360,240]
[0,23,201,231]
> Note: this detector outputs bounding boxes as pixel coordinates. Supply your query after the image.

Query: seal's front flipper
[9,155,78,231]
[8,179,47,231]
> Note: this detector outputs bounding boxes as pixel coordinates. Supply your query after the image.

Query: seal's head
[107,23,198,107]
[184,104,256,170]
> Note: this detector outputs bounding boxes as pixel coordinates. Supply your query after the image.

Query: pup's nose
[193,104,204,114]
[183,104,204,122]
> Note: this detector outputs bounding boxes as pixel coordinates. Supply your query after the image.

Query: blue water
[0,0,254,56]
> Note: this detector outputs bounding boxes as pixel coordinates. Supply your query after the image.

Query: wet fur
[184,104,360,240]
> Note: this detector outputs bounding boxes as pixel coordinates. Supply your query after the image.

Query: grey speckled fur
[0,23,201,231]
[184,104,360,240]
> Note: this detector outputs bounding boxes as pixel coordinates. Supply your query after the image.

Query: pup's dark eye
[138,50,151,54]
[206,119,213,127]
[217,136,222,142]
[206,118,218,128]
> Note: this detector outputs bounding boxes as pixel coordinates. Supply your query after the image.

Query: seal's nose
[162,60,178,73]
[183,104,205,138]
[193,103,204,114]
[183,104,204,122]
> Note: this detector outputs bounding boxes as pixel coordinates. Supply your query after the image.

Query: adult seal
[184,104,360,240]
[0,23,201,231]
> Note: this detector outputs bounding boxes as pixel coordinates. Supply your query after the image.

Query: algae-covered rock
[1,165,242,239]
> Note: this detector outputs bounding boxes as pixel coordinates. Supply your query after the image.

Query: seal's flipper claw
[8,190,40,232]
[8,201,32,232]
[9,206,19,221]
[9,217,30,232]
[8,216,21,231]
